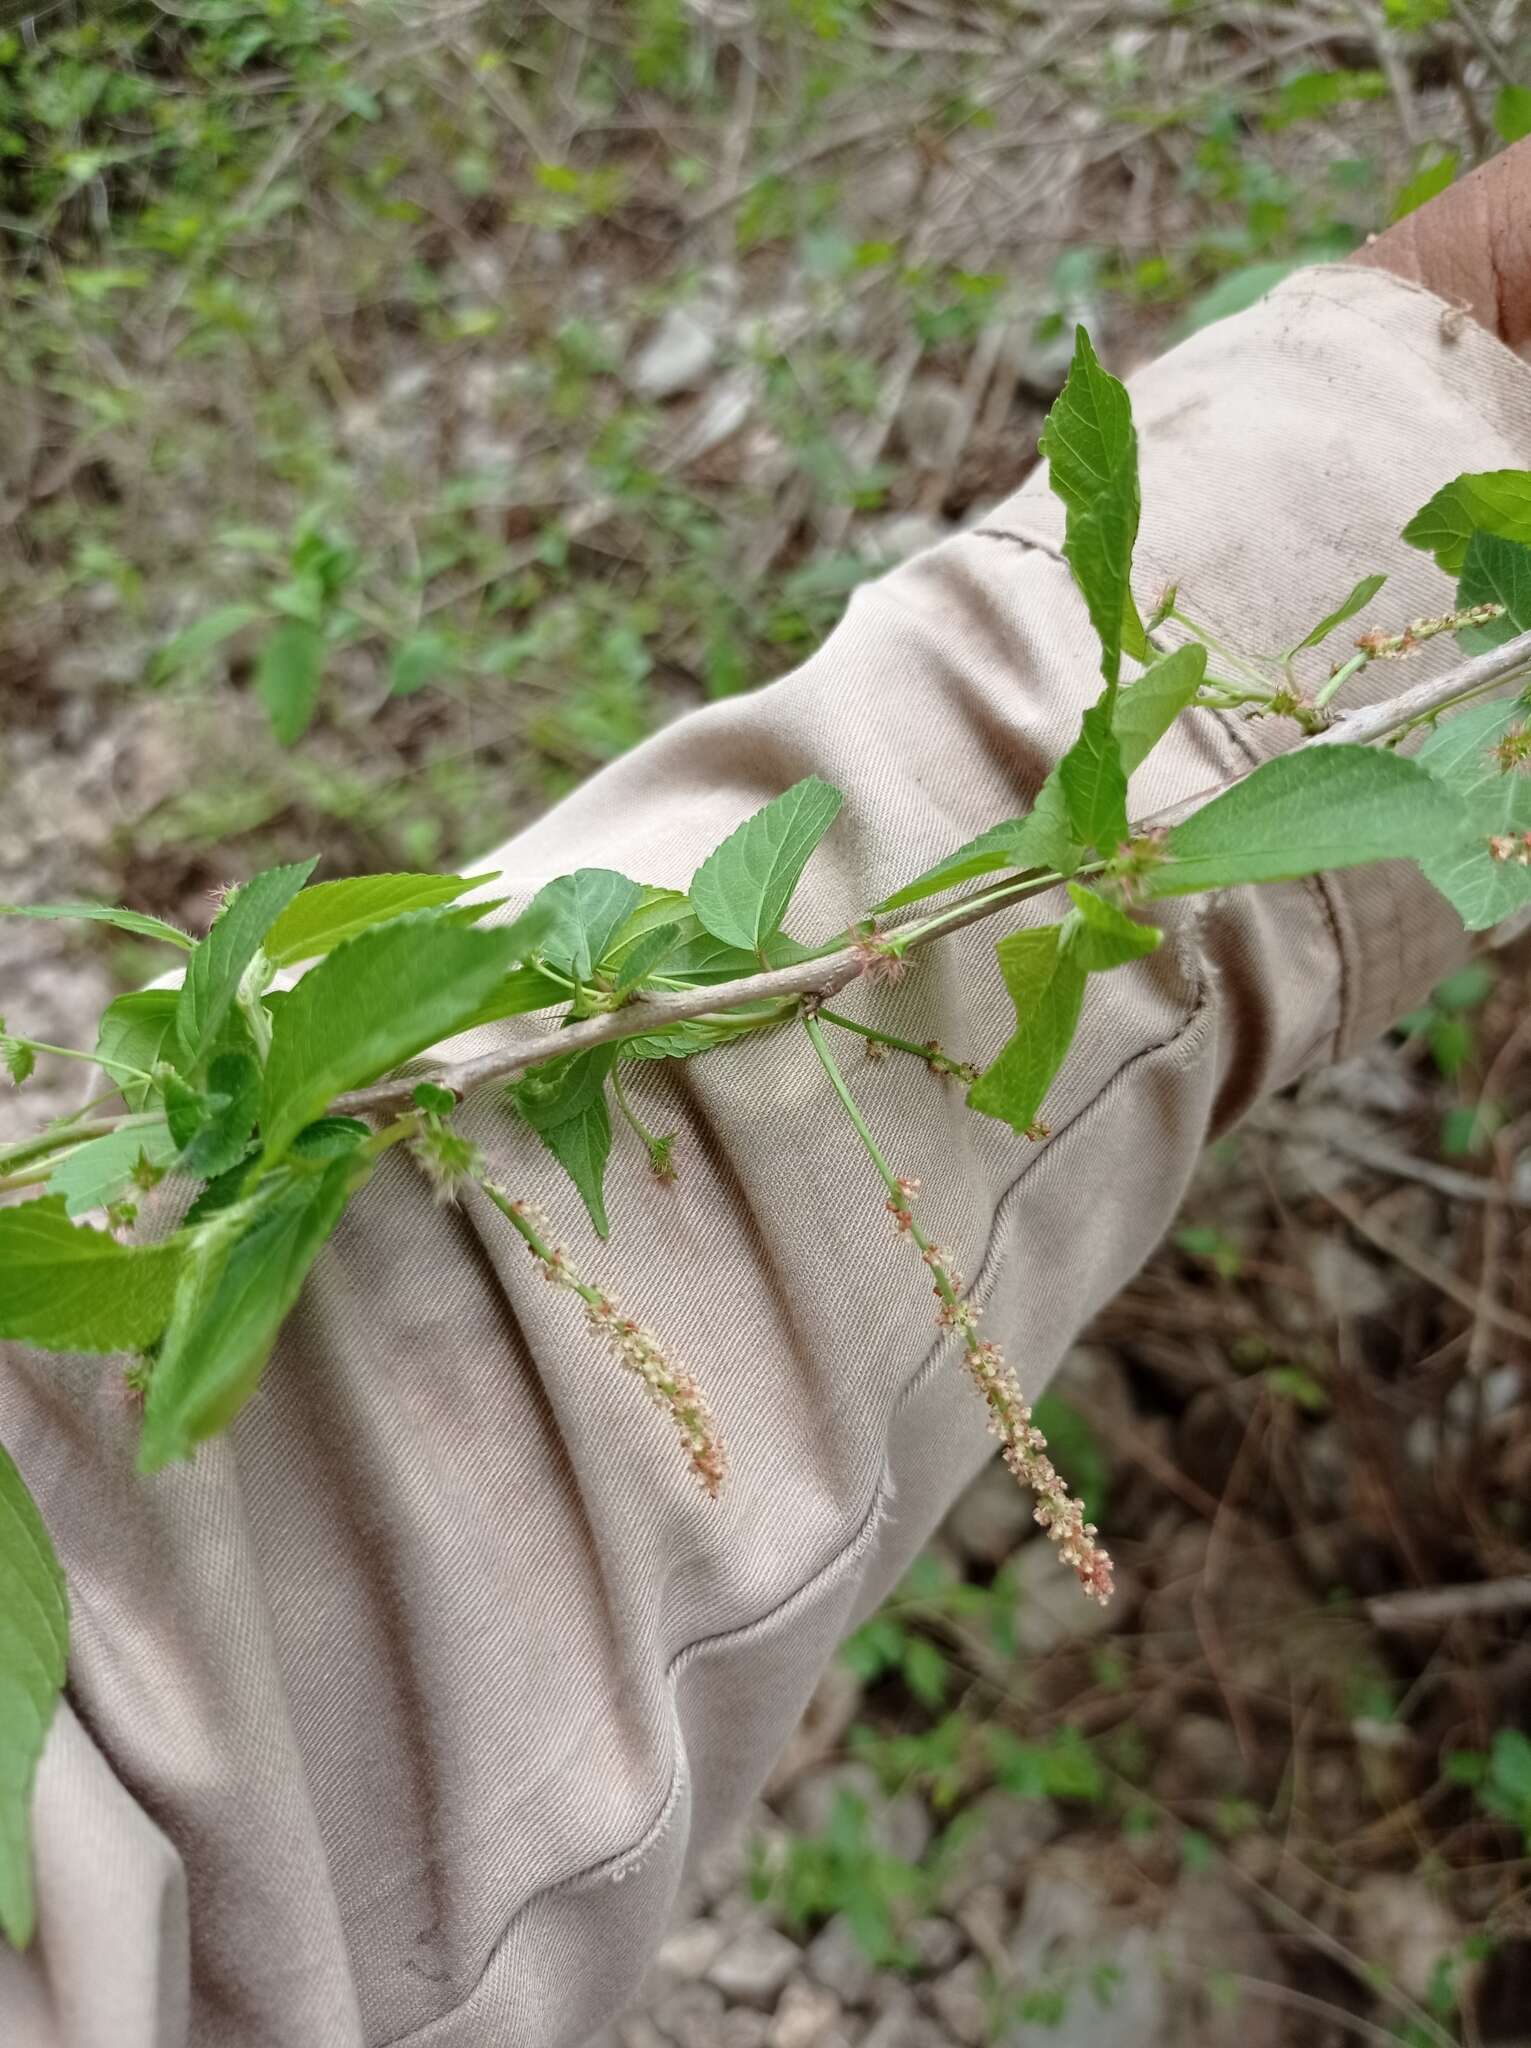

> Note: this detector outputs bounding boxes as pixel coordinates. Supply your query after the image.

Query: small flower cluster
[410,1118,485,1203]
[922,1040,980,1086]
[1492,723,1531,773]
[502,1197,726,1498]
[1112,827,1170,903]
[1488,831,1531,866]
[886,1178,1114,1604]
[1355,600,1503,659]
[849,926,906,986]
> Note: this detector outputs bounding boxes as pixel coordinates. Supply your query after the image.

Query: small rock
[719,2013,773,2048]
[697,1804,781,1906]
[657,1919,727,1981]
[653,1982,726,2048]
[1153,1713,1248,1803]
[1407,1364,1524,1469]
[937,1790,1058,1909]
[781,1762,879,1840]
[806,1914,878,2006]
[925,1954,989,2045]
[953,1882,1010,1956]
[770,1978,845,2048]
[879,1792,933,1867]
[898,377,967,469]
[1160,1876,1281,2048]
[780,1770,927,1865]
[843,146,925,231]
[1053,1344,1136,1434]
[707,1925,802,2009]
[1016,297,1104,397]
[861,1994,955,2048]
[1015,1925,1166,2048]
[1307,1236,1396,1318]
[905,1916,964,1974]
[1012,1540,1121,1656]
[1009,1844,1112,1966]
[667,368,761,465]
[1352,1875,1464,2004]
[628,308,719,400]
[944,1456,1035,1569]
[617,2017,668,2048]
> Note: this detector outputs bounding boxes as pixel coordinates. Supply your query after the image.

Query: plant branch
[328,862,1069,1117]
[1308,623,1531,748]
[0,1112,161,1178]
[26,626,1531,1138]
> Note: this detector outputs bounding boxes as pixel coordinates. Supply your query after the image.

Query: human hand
[1350,135,1531,350]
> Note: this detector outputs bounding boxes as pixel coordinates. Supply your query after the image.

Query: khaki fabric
[3,265,1529,2047]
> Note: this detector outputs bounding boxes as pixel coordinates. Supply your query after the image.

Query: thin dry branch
[1368,1576,1531,1629]
[326,625,1531,1119]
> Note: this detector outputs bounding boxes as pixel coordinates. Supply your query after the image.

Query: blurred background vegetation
[5,3,1531,2043]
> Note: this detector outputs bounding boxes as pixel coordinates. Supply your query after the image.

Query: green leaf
[1495,83,1531,144]
[148,602,265,686]
[602,888,692,972]
[138,1160,359,1471]
[508,868,645,983]
[532,1098,612,1237]
[1111,643,1207,774]
[1148,747,1457,898]
[1389,148,1457,223]
[514,1045,615,1130]
[0,1440,68,1949]
[621,1002,792,1062]
[876,820,1043,914]
[1039,328,1141,691]
[601,889,808,987]
[1490,1728,1531,1806]
[388,629,451,696]
[967,925,1086,1137]
[1180,257,1306,337]
[1286,574,1387,656]
[255,620,325,745]
[1061,884,1161,969]
[875,776,1079,914]
[0,901,192,951]
[1402,470,1531,575]
[94,990,179,1110]
[260,913,524,1163]
[262,870,497,966]
[1266,67,1386,126]
[1415,698,1531,929]
[1,1031,34,1088]
[689,777,845,953]
[512,1047,616,1237]
[874,649,1202,915]
[450,963,571,1034]
[176,860,316,1069]
[1456,531,1531,654]
[607,923,680,994]
[664,927,812,984]
[289,1116,371,1160]
[171,1051,261,1179]
[1058,697,1129,855]
[47,1122,177,1218]
[0,1197,181,1353]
